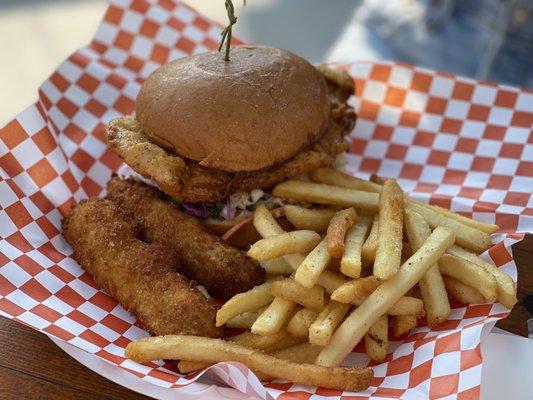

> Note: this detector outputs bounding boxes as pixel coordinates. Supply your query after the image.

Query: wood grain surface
[0,235,531,399]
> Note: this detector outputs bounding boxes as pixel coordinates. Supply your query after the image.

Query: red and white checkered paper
[0,1,531,399]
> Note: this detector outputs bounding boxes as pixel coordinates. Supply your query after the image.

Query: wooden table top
[1,236,531,399]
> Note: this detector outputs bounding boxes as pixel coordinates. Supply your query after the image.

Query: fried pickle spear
[106,178,265,299]
[62,198,222,338]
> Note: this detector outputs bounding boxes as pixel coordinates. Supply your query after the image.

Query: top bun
[135,46,330,172]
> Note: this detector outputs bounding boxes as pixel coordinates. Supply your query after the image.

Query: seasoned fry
[327,208,358,258]
[248,230,321,261]
[405,201,490,253]
[364,315,388,362]
[361,216,379,262]
[251,297,297,336]
[310,168,382,193]
[332,279,424,315]
[216,278,281,327]
[387,296,424,316]
[178,330,301,373]
[252,342,326,381]
[374,180,404,280]
[340,216,372,278]
[309,301,351,346]
[310,169,498,235]
[273,180,380,214]
[127,335,373,392]
[317,227,455,367]
[439,254,498,302]
[284,205,337,232]
[270,342,323,364]
[442,276,487,304]
[270,279,325,311]
[446,245,516,309]
[231,330,302,352]
[286,308,319,338]
[316,271,347,294]
[330,276,380,304]
[253,205,308,270]
[411,199,499,235]
[404,209,450,326]
[226,308,266,329]
[261,258,293,275]
[253,204,286,238]
[294,238,331,288]
[393,315,418,337]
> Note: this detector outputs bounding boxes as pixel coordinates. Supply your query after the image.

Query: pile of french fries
[125,168,517,391]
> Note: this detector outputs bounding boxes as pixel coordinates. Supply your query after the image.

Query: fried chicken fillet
[106,66,356,203]
[63,198,223,338]
[106,177,265,299]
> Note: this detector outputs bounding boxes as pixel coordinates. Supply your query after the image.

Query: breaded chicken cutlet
[106,177,265,299]
[63,198,223,338]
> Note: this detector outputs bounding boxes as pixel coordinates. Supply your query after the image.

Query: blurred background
[1,0,531,125]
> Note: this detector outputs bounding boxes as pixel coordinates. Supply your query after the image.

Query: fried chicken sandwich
[106,46,356,244]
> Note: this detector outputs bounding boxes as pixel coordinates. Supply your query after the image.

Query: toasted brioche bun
[136,46,330,172]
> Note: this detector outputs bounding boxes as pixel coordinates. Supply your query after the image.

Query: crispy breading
[62,198,223,338]
[106,67,356,203]
[106,178,265,299]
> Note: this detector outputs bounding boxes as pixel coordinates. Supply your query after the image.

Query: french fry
[411,199,499,235]
[286,308,319,338]
[311,168,499,235]
[294,238,331,288]
[446,245,517,309]
[284,205,337,232]
[178,330,299,373]
[393,315,418,337]
[317,227,455,367]
[374,179,404,280]
[272,180,380,214]
[309,301,351,346]
[387,296,424,316]
[332,279,424,315]
[270,342,323,364]
[227,308,266,329]
[270,279,325,311]
[340,216,372,278]
[327,208,358,258]
[439,254,498,302]
[253,205,309,271]
[404,209,450,326]
[251,297,297,336]
[361,216,379,261]
[248,230,321,261]
[253,204,286,237]
[442,276,487,304]
[330,276,380,304]
[261,258,293,275]
[405,201,490,253]
[310,168,382,193]
[231,331,302,352]
[364,315,388,362]
[316,270,347,294]
[216,278,281,327]
[127,335,373,392]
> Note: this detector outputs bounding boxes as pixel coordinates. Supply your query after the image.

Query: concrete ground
[0,0,363,125]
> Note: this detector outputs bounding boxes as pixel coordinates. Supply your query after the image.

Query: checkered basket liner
[0,1,531,399]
